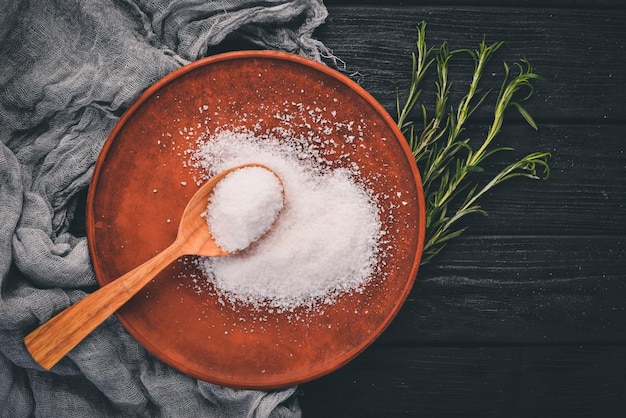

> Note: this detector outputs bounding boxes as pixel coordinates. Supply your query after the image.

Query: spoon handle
[24,242,183,370]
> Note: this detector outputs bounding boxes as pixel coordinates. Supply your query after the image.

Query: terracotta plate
[87,50,425,389]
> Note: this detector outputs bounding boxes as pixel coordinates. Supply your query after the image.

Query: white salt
[204,166,283,252]
[190,128,383,312]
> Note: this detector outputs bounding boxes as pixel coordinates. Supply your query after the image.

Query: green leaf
[395,25,551,265]
[511,101,539,130]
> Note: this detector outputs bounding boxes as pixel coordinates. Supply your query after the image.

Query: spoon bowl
[176,163,283,257]
[24,163,282,370]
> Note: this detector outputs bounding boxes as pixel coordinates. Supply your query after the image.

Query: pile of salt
[191,129,383,313]
[204,166,283,253]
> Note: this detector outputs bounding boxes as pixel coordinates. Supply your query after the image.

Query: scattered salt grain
[204,166,284,253]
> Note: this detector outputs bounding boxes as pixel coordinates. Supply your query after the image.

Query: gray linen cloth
[0,0,330,416]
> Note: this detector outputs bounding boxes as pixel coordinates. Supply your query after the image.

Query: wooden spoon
[24,163,283,370]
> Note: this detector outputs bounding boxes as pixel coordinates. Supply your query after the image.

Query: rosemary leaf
[397,23,551,265]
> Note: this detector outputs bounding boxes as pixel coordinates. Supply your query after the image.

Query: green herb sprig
[397,23,551,265]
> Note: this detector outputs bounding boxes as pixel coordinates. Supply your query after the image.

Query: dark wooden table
[295,1,626,416]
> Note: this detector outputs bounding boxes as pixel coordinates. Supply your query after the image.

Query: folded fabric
[0,1,329,416]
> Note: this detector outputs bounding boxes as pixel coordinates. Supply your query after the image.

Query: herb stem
[397,23,551,264]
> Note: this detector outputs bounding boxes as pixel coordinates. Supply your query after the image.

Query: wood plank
[314,6,626,237]
[319,6,626,123]
[337,1,626,8]
[298,345,626,417]
[304,6,626,417]
[426,123,626,236]
[325,0,626,8]
[379,235,626,344]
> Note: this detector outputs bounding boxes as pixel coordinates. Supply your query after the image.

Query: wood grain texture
[299,3,626,417]
[386,235,626,343]
[299,345,626,417]
[318,6,626,123]
[324,0,626,8]
[24,240,181,369]
[313,5,626,242]
[417,123,625,236]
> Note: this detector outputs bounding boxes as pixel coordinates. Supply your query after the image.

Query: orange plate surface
[87,50,425,389]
